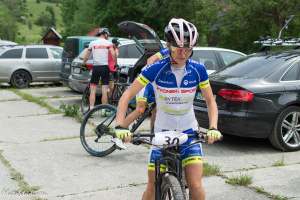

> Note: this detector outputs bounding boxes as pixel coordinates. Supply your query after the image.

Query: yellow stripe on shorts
[199,80,210,89]
[182,156,202,167]
[148,163,166,172]
[137,75,149,86]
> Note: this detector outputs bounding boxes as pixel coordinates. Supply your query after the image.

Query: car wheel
[11,70,31,88]
[269,106,300,151]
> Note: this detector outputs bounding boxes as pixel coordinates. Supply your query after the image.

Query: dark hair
[96,27,110,37]
[112,38,120,46]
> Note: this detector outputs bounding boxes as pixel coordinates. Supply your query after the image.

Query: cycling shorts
[148,129,203,171]
[136,83,155,104]
[90,65,109,86]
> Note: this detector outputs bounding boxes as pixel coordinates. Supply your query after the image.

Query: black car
[194,49,300,151]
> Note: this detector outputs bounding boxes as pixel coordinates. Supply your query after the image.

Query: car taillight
[218,89,254,102]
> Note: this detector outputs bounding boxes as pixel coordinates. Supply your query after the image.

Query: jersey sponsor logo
[157,79,174,85]
[183,80,188,85]
[157,86,196,94]
[93,45,109,49]
[180,88,197,93]
[157,87,178,93]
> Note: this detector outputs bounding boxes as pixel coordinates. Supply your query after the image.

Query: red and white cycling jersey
[88,38,113,65]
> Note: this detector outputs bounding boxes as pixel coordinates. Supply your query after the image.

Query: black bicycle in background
[80,65,131,114]
[80,102,155,157]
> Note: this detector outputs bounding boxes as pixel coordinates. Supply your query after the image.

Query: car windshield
[216,53,292,78]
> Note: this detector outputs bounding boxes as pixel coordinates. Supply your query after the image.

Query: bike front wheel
[161,174,186,200]
[80,104,117,157]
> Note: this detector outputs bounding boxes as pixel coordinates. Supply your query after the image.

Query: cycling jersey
[88,38,113,65]
[155,48,170,59]
[136,48,170,103]
[137,57,209,132]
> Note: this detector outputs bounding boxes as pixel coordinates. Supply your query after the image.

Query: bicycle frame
[155,147,183,200]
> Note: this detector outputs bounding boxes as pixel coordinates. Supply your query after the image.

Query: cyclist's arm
[116,79,145,127]
[201,85,218,129]
[109,46,117,62]
[147,52,162,65]
[83,49,91,64]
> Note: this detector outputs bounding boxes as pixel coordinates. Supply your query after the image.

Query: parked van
[60,36,98,84]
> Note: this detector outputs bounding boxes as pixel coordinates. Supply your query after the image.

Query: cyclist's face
[169,45,192,66]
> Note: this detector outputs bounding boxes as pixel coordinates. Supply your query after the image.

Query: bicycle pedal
[111,138,127,150]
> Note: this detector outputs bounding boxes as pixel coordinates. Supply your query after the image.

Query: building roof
[42,27,62,40]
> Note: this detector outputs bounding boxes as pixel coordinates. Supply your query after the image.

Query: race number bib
[152,131,188,146]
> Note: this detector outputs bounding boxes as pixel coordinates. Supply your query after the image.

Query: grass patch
[0,150,40,194]
[226,173,252,186]
[11,89,61,114]
[203,162,221,176]
[59,103,83,122]
[253,186,288,200]
[41,135,79,142]
[272,157,285,167]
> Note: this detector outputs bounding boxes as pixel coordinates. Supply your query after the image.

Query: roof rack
[254,38,300,47]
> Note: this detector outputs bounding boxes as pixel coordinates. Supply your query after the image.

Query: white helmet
[164,18,198,48]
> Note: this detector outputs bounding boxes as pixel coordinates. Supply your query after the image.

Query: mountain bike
[80,102,156,157]
[132,132,206,200]
[80,107,206,200]
[80,65,130,114]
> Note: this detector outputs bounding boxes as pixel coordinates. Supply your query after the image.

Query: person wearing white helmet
[115,18,222,200]
[83,27,117,110]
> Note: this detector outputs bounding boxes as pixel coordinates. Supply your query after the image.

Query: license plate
[73,67,81,74]
[120,67,129,74]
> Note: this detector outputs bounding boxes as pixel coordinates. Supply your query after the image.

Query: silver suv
[0,45,63,88]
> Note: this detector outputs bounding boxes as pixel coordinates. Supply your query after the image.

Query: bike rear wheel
[161,174,186,200]
[80,104,117,157]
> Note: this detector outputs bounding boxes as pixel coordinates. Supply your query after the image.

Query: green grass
[59,103,83,122]
[253,186,288,200]
[10,89,61,114]
[272,157,285,167]
[0,150,40,193]
[203,162,221,176]
[226,173,252,186]
[17,0,63,44]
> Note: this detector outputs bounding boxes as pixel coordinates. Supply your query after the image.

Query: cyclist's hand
[115,126,132,143]
[206,128,222,144]
[81,63,87,69]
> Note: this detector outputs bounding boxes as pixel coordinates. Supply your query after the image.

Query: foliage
[0,4,18,40]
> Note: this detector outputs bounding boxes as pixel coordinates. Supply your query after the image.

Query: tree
[0,4,18,41]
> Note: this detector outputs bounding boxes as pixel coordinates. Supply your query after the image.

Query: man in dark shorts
[83,28,117,110]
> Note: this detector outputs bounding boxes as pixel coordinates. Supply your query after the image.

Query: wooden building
[42,27,62,46]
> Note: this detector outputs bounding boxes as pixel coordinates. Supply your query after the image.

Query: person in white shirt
[83,28,117,110]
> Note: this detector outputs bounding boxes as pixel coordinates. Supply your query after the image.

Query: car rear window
[216,54,288,78]
[0,48,23,59]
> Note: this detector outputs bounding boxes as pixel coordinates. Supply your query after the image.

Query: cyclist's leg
[180,132,205,200]
[122,99,146,127]
[89,66,101,109]
[122,87,148,127]
[108,72,115,98]
[100,66,110,104]
[146,84,156,133]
